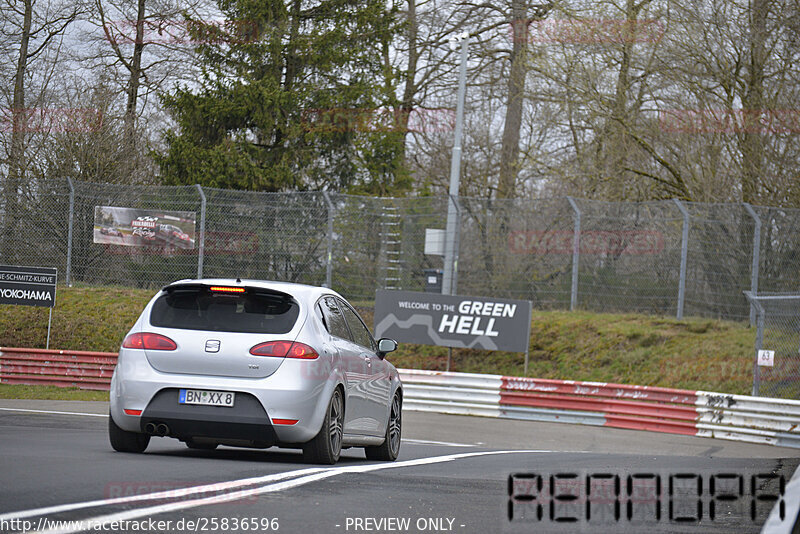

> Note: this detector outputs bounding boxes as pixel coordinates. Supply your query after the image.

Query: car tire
[303,388,344,465]
[108,413,150,453]
[365,391,401,461]
[185,440,218,450]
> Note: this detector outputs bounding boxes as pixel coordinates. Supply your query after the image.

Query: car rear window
[150,286,299,334]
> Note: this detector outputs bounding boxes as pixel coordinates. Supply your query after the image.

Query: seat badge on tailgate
[205,340,221,353]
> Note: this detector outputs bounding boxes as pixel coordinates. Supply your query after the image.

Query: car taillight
[209,286,245,293]
[122,332,177,351]
[249,341,318,359]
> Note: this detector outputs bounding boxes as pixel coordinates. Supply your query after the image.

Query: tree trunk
[497,0,529,199]
[396,0,418,152]
[739,0,768,203]
[121,0,146,180]
[3,0,33,258]
[593,0,643,199]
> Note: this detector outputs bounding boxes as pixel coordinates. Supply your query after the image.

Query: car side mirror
[377,338,397,359]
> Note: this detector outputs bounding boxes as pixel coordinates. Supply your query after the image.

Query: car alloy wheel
[328,389,344,454]
[365,392,401,461]
[303,388,344,464]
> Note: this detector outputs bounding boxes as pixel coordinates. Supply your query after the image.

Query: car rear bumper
[140,388,279,443]
[110,349,341,445]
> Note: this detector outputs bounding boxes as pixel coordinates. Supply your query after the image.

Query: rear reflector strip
[209,286,245,293]
[272,419,298,425]
[124,409,142,416]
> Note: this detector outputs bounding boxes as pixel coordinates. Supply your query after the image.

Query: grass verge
[0,383,108,401]
[0,286,757,399]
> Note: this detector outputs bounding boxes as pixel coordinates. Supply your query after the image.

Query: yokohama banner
[0,265,57,308]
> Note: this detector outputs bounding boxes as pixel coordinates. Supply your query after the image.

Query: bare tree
[387,0,470,166]
[80,0,213,182]
[649,0,799,205]
[497,0,553,199]
[1,0,81,256]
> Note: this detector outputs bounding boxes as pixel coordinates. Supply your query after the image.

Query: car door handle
[364,356,372,366]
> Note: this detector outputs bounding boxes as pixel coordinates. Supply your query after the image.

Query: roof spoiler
[161,282,295,301]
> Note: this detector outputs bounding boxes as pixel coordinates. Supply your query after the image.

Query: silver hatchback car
[109,279,402,464]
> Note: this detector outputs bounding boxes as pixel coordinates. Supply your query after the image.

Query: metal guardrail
[695,391,800,448]
[2,348,799,448]
[399,369,800,449]
[0,347,116,390]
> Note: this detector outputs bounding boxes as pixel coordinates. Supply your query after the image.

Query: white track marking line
[0,468,326,522]
[17,450,547,534]
[0,408,107,417]
[401,438,476,447]
[761,463,800,534]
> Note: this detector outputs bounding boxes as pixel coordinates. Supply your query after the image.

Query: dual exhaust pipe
[144,422,170,436]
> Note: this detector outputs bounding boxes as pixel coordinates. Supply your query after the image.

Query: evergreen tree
[156,0,409,194]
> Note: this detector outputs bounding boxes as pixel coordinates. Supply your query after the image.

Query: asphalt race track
[0,399,798,534]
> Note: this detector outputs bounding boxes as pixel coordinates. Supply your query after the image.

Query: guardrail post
[742,203,761,327]
[566,197,581,311]
[195,184,206,279]
[322,192,334,288]
[673,199,690,319]
[65,178,75,286]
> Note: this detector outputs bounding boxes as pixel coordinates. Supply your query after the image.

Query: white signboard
[757,349,775,367]
[424,229,445,256]
[374,290,532,352]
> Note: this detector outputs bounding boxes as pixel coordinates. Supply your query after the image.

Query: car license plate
[179,389,235,407]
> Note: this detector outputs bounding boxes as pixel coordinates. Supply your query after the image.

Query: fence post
[566,197,581,311]
[65,178,75,286]
[744,292,765,396]
[442,194,462,296]
[195,185,206,279]
[322,192,334,288]
[742,203,761,327]
[673,199,690,319]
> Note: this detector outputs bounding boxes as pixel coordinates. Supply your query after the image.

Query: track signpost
[0,265,58,348]
[374,289,533,372]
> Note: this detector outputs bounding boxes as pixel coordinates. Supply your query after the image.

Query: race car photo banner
[93,206,196,249]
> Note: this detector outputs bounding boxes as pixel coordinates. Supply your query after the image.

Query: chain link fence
[2,178,800,320]
[745,293,800,399]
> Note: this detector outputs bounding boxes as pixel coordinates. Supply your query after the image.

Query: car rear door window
[150,286,299,334]
[338,300,376,351]
[319,296,352,341]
